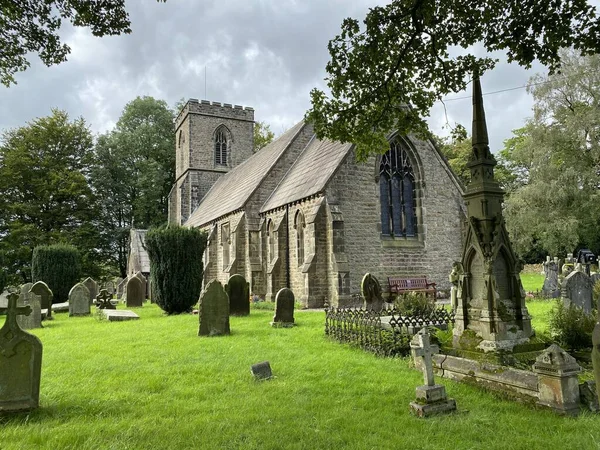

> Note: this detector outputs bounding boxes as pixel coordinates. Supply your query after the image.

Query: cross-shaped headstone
[411,328,436,387]
[95,289,115,310]
[0,292,32,357]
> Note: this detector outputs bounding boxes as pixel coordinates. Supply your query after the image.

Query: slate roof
[260,138,353,213]
[185,121,305,227]
[129,229,150,274]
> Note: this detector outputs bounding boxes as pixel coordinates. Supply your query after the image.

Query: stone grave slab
[102,310,140,322]
[198,280,230,336]
[69,283,91,316]
[226,274,250,316]
[52,302,69,313]
[0,293,43,412]
[271,288,295,327]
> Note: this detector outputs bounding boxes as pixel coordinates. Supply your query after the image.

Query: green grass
[520,273,544,293]
[1,304,599,450]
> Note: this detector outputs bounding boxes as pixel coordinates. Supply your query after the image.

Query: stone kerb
[226,274,250,316]
[271,288,295,328]
[30,281,53,320]
[198,280,230,336]
[69,283,91,316]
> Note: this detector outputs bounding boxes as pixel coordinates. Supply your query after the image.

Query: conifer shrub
[31,244,81,302]
[145,225,207,314]
[548,300,596,350]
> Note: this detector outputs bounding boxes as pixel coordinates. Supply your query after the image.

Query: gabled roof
[185,121,305,227]
[129,229,150,273]
[260,137,353,213]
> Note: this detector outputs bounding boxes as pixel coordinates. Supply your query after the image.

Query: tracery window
[214,127,228,166]
[379,140,417,237]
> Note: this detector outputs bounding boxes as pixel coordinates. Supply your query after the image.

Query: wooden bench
[388,276,436,298]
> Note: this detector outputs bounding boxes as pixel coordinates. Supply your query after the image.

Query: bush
[393,291,436,316]
[31,244,81,302]
[548,300,596,350]
[145,225,207,314]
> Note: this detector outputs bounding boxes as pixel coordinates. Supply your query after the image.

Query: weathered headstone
[561,266,593,314]
[198,280,230,336]
[69,283,91,316]
[83,277,98,305]
[126,276,144,308]
[251,361,273,380]
[104,280,115,296]
[116,277,126,299]
[271,288,295,327]
[30,281,53,320]
[17,283,42,330]
[409,328,456,417]
[226,274,250,316]
[361,273,383,312]
[96,289,116,310]
[542,256,560,298]
[0,292,43,412]
[134,272,147,298]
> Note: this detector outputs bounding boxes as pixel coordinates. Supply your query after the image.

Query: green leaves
[307,0,600,159]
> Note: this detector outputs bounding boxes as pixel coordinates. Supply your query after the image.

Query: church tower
[168,99,255,225]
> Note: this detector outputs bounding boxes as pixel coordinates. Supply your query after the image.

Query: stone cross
[0,293,32,357]
[411,328,436,387]
[95,289,115,310]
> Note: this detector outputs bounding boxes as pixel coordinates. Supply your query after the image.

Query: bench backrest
[388,277,430,289]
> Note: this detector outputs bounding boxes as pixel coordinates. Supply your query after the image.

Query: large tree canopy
[306,0,600,160]
[0,0,166,86]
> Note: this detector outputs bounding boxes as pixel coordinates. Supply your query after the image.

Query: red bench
[388,276,436,298]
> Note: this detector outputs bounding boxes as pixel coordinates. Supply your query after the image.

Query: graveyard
[0,297,598,450]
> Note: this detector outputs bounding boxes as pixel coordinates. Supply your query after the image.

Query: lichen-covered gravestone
[95,289,116,310]
[561,265,593,315]
[0,292,43,412]
[69,283,91,316]
[198,280,230,336]
[134,272,147,298]
[361,273,383,312]
[17,283,42,330]
[271,288,295,328]
[104,280,115,296]
[83,277,98,305]
[30,281,53,320]
[126,276,144,308]
[226,274,250,316]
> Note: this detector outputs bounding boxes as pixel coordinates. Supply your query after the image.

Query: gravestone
[116,277,127,299]
[95,289,116,310]
[361,273,383,312]
[102,310,139,322]
[409,328,456,417]
[448,262,464,311]
[83,277,98,305]
[126,276,144,307]
[271,288,295,327]
[251,361,273,380]
[561,265,593,314]
[104,280,115,296]
[0,292,43,412]
[17,283,42,330]
[226,274,250,316]
[69,283,91,316]
[542,256,560,298]
[0,291,7,308]
[198,280,230,336]
[134,272,147,298]
[30,281,53,320]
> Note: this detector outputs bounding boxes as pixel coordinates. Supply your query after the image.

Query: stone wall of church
[325,136,465,303]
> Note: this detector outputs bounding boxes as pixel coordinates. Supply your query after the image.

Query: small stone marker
[271,288,295,328]
[0,292,43,412]
[251,361,273,380]
[102,310,140,322]
[30,281,53,320]
[198,280,230,336]
[226,274,250,316]
[83,277,98,305]
[126,276,144,308]
[561,266,593,314]
[95,289,116,310]
[361,273,383,312]
[410,328,456,417]
[69,283,91,316]
[17,283,42,330]
[52,302,69,313]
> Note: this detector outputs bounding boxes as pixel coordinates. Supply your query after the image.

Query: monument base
[410,385,456,418]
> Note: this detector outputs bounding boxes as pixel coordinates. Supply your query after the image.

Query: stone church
[168,99,466,307]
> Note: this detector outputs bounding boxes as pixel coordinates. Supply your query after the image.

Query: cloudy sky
[0,0,553,153]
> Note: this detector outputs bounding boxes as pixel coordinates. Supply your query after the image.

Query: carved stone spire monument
[452,75,532,352]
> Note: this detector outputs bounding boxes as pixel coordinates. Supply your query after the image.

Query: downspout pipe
[286,204,291,288]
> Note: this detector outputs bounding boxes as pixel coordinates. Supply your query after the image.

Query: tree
[254,121,275,152]
[306,0,600,160]
[501,50,600,260]
[90,96,175,277]
[0,109,100,283]
[1,0,166,86]
[31,244,81,303]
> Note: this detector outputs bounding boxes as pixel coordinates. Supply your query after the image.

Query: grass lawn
[1,304,599,450]
[520,272,544,293]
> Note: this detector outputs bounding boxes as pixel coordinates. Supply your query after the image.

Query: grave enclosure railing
[324,306,455,357]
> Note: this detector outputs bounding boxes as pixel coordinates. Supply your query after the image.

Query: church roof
[129,229,150,274]
[260,137,353,213]
[185,121,306,227]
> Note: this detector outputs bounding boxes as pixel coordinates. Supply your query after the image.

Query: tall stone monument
[453,75,532,352]
[0,292,43,412]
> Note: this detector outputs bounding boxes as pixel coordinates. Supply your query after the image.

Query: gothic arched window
[379,140,417,237]
[267,220,275,263]
[295,211,305,267]
[214,127,228,166]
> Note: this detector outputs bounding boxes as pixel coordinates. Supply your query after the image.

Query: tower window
[215,128,228,166]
